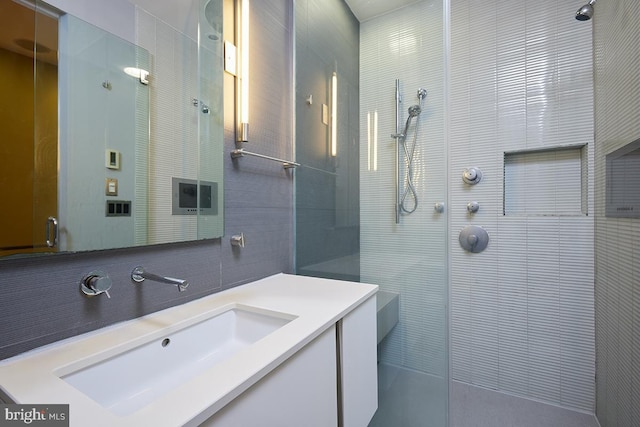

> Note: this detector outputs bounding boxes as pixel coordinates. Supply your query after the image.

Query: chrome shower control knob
[467,201,479,213]
[462,167,483,185]
[434,202,445,213]
[80,270,112,299]
[459,225,489,253]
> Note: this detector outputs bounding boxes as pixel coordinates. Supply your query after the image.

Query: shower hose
[399,117,420,214]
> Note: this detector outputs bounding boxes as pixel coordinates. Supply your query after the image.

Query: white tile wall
[449,0,595,411]
[593,1,640,426]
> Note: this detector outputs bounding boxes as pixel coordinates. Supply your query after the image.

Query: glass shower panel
[361,1,448,425]
[295,0,448,425]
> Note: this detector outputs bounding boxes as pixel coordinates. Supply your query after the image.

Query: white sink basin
[59,304,295,416]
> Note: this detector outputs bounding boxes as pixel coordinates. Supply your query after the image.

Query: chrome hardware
[467,201,480,213]
[131,266,189,292]
[102,81,112,90]
[462,167,483,185]
[434,202,445,213]
[230,148,300,169]
[80,270,112,299]
[459,225,489,253]
[230,233,245,248]
[45,216,58,248]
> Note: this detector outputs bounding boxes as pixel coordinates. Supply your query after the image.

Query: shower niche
[503,144,588,216]
[605,138,640,218]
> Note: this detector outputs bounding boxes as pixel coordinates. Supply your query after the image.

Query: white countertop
[0,273,377,426]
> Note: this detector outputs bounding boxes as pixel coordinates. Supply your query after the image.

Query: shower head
[408,104,422,118]
[575,0,596,21]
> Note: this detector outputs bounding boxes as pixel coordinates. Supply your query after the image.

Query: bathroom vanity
[0,274,378,426]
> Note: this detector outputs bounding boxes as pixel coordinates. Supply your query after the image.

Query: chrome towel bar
[230,148,299,169]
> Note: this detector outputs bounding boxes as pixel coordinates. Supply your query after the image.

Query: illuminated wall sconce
[237,0,250,142]
[331,72,337,157]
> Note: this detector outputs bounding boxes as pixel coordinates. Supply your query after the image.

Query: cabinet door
[202,325,338,427]
[340,296,378,426]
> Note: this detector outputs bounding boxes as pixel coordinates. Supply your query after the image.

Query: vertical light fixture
[367,112,371,171]
[373,110,378,171]
[237,0,250,142]
[366,110,378,171]
[331,72,337,157]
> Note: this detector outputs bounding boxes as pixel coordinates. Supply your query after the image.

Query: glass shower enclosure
[294,0,448,425]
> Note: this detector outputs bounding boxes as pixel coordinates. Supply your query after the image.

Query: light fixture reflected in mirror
[237,0,250,142]
[331,72,337,157]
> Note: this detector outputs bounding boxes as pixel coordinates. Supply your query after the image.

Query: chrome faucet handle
[80,270,112,299]
[131,266,189,292]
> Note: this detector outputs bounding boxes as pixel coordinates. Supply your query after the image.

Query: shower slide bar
[391,79,427,223]
[230,148,300,169]
[394,79,402,224]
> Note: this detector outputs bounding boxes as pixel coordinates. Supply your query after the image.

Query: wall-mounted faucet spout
[131,266,189,292]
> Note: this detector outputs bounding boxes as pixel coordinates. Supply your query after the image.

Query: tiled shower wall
[0,0,294,361]
[449,0,595,411]
[593,1,640,425]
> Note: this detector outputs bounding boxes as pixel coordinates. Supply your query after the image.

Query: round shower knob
[434,202,445,213]
[459,225,489,253]
[462,167,483,185]
[467,201,479,213]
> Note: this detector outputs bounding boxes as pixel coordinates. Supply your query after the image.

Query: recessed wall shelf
[503,144,588,216]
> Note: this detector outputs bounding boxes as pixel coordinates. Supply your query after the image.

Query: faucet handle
[80,270,112,299]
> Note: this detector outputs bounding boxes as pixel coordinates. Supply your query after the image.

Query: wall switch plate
[105,200,131,217]
[105,178,118,196]
[106,149,120,170]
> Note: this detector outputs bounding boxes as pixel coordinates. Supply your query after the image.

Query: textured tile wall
[0,0,293,361]
[449,0,595,411]
[593,1,640,426]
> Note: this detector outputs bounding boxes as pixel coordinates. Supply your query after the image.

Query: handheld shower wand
[398,88,427,215]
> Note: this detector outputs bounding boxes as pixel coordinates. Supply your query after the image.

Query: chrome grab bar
[230,148,300,169]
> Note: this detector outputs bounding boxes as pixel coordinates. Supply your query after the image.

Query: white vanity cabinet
[340,295,378,427]
[202,325,338,427]
[201,295,378,427]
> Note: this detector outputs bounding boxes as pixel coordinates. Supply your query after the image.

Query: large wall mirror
[0,0,224,259]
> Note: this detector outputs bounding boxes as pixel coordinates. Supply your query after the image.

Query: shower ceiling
[345,0,423,22]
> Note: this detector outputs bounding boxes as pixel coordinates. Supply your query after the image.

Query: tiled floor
[369,363,600,427]
[451,381,600,427]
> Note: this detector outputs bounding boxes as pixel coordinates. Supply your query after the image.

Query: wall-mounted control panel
[172,177,218,215]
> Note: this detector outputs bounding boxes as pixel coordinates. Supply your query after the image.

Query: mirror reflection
[0,0,224,259]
